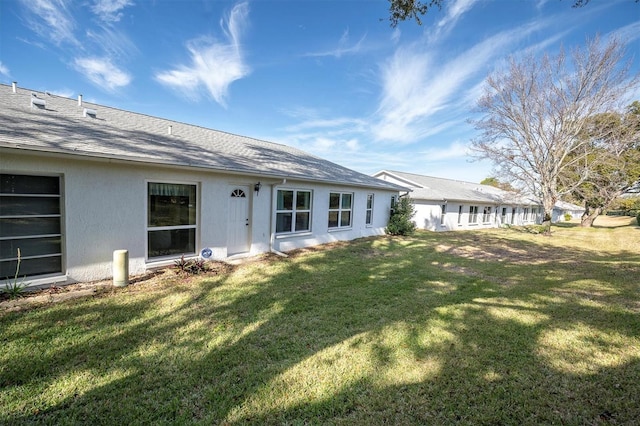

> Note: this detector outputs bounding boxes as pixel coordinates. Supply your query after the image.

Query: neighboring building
[374,170,543,231]
[0,83,405,287]
[552,201,586,223]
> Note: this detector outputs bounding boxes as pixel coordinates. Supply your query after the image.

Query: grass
[1,216,639,425]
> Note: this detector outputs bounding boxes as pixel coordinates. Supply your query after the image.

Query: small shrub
[386,197,417,236]
[564,213,572,222]
[174,255,209,275]
[636,211,640,226]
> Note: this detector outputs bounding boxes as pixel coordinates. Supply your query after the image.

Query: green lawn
[2,218,639,425]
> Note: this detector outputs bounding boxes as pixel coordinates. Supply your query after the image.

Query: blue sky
[1,0,639,183]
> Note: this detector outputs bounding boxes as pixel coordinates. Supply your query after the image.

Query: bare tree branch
[471,36,639,230]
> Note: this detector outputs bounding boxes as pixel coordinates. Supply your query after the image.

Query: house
[0,83,405,288]
[552,200,585,222]
[374,170,543,231]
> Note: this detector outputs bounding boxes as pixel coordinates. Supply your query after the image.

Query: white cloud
[85,25,138,59]
[19,0,78,46]
[372,20,552,144]
[305,29,367,58]
[155,2,250,107]
[431,0,479,41]
[74,57,132,91]
[607,20,640,44]
[0,62,9,78]
[49,88,75,98]
[91,0,134,22]
[417,140,471,161]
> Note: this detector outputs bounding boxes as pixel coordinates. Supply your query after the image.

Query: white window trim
[365,193,374,227]
[328,191,354,230]
[275,188,313,235]
[482,206,492,224]
[145,180,199,262]
[469,205,479,225]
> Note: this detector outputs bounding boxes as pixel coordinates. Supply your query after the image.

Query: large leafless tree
[471,37,638,229]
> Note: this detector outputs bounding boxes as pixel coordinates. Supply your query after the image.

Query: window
[523,207,530,222]
[501,207,507,223]
[1,174,63,280]
[458,205,463,225]
[147,182,197,259]
[329,192,353,229]
[483,206,492,223]
[469,206,479,224]
[440,204,446,225]
[366,194,374,225]
[511,208,516,224]
[276,189,311,234]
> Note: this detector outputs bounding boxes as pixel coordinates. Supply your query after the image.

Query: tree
[480,177,514,192]
[388,0,442,27]
[386,197,417,235]
[471,36,638,232]
[563,102,640,226]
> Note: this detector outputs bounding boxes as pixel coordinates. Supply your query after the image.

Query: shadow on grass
[1,227,639,424]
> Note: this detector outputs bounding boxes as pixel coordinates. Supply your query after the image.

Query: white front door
[227,186,250,255]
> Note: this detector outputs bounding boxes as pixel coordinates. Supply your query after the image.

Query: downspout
[269,178,289,257]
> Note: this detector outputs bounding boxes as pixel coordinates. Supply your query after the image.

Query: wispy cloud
[608,20,640,44]
[19,0,78,46]
[91,0,134,23]
[373,20,553,144]
[85,25,138,59]
[0,62,9,78]
[74,57,132,92]
[49,88,75,98]
[155,2,250,107]
[305,29,367,58]
[431,0,479,41]
[417,140,471,161]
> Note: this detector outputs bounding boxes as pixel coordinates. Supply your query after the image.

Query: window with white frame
[483,206,492,223]
[440,204,446,225]
[147,182,197,259]
[501,207,507,223]
[365,194,374,225]
[328,192,353,229]
[0,174,63,280]
[276,189,312,234]
[469,206,479,224]
[458,205,463,225]
[523,207,530,222]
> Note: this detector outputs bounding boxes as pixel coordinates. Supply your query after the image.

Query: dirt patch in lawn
[0,261,235,313]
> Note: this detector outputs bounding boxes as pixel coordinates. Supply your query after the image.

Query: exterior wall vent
[83,108,97,118]
[31,95,46,109]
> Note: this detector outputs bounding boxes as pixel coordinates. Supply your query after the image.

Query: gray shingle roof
[0,83,404,191]
[376,170,538,205]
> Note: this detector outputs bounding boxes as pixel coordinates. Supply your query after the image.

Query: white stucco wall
[271,182,393,253]
[413,201,542,232]
[2,151,396,286]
